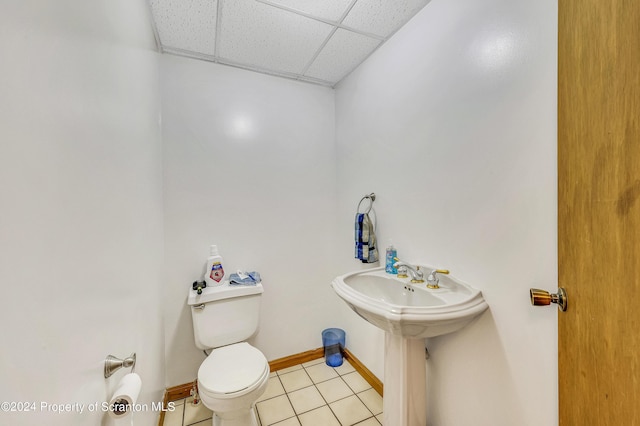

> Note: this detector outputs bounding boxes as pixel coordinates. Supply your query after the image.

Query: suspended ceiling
[148,0,431,87]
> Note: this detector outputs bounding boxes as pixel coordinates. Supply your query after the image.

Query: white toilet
[188,282,269,426]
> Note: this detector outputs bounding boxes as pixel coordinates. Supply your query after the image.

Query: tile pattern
[149,0,432,86]
[161,358,383,426]
[149,0,218,55]
[218,0,334,75]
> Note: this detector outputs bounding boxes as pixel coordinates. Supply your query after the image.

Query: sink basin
[332,266,488,338]
[332,265,488,425]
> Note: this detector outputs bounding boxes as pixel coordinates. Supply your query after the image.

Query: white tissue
[108,373,142,420]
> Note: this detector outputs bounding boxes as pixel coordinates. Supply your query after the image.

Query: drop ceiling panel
[305,29,381,83]
[149,0,217,55]
[342,0,430,37]
[218,0,335,75]
[148,0,433,86]
[262,0,354,21]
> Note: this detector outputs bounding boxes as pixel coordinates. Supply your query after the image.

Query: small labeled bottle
[204,245,225,287]
[385,244,398,274]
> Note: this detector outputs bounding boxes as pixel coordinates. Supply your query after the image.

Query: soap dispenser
[385,244,398,274]
[204,245,225,287]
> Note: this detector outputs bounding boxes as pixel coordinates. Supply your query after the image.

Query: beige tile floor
[162,357,383,426]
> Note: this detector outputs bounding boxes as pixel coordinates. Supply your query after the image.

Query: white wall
[0,1,164,425]
[0,0,557,423]
[161,55,339,386]
[334,0,558,425]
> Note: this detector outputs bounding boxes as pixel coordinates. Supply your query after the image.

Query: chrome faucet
[426,268,450,289]
[393,259,424,283]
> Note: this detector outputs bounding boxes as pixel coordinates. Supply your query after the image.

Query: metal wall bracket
[104,353,136,378]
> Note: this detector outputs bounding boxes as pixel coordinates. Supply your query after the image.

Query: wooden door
[558,0,640,424]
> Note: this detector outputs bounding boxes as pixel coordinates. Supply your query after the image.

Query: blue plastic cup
[322,328,345,367]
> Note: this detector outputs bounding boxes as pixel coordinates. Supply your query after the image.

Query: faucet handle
[392,257,408,278]
[397,266,409,278]
[427,269,450,289]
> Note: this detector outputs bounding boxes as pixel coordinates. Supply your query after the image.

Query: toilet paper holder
[104,353,136,379]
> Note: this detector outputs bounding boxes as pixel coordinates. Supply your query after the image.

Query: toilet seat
[198,342,269,398]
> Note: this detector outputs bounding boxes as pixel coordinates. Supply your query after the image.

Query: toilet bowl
[188,281,268,426]
[197,343,269,426]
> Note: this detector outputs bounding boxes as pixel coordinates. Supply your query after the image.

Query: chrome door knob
[530,288,568,312]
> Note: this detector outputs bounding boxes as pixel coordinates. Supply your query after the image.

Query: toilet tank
[188,282,264,350]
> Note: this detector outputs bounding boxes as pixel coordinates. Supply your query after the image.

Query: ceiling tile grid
[149,0,218,56]
[218,0,334,76]
[305,28,381,83]
[148,0,431,86]
[342,0,431,37]
[263,0,355,22]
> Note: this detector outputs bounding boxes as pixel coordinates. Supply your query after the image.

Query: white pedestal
[383,333,427,426]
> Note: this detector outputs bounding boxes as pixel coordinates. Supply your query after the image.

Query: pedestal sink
[331,266,488,426]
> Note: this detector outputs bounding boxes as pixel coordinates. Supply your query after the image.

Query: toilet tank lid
[188,282,263,305]
[198,343,268,394]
